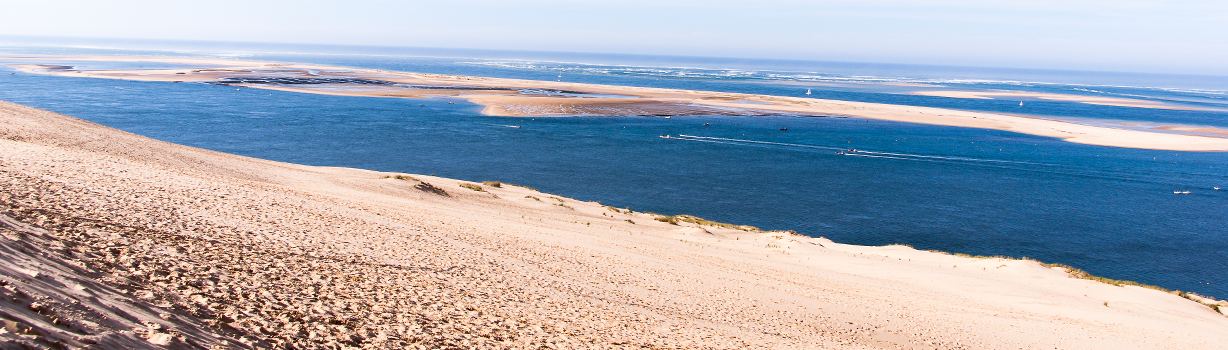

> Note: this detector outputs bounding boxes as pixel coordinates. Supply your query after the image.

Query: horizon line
[3,34,1227,80]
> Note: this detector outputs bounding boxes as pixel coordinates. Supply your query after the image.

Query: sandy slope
[8,55,1228,151]
[1,101,1226,349]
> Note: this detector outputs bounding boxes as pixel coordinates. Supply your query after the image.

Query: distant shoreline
[911,89,1214,111]
[7,54,1228,151]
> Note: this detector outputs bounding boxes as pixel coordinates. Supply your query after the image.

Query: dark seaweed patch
[213,77,397,85]
[397,84,516,91]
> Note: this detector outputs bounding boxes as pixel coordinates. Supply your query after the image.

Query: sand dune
[8,55,1228,151]
[2,101,1227,348]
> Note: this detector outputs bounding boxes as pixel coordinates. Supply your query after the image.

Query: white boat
[1214,186,1222,191]
[659,134,671,139]
[1173,190,1192,195]
[1018,101,1024,107]
[805,88,812,96]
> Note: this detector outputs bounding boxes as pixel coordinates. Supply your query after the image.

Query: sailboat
[1018,101,1024,107]
[805,88,812,96]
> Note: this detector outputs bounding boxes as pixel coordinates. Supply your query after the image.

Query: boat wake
[481,123,522,129]
[663,134,1226,191]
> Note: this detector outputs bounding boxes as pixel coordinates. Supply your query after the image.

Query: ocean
[1,40,1226,297]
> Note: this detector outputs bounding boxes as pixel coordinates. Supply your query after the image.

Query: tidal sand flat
[911,89,1210,110]
[2,101,1227,348]
[10,55,1228,151]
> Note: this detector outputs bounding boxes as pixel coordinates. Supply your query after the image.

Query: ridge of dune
[1,100,1227,349]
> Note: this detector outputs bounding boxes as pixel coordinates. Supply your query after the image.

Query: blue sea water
[1,41,1227,297]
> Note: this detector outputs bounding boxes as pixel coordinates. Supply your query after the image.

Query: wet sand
[7,54,1228,152]
[3,101,1227,348]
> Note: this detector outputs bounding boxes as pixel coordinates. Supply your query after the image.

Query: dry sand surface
[2,101,1228,349]
[8,55,1228,151]
[911,90,1207,111]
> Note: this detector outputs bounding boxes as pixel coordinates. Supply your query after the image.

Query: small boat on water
[659,134,671,139]
[1018,101,1024,107]
[1214,186,1222,191]
[805,88,812,96]
[1173,190,1192,195]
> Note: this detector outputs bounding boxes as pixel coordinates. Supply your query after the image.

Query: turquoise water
[2,42,1227,297]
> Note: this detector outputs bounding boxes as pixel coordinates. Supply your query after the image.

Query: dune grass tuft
[654,215,679,225]
[481,181,503,188]
[384,174,418,181]
[651,214,759,231]
[459,183,486,192]
[1038,263,1225,314]
[1038,262,1167,291]
[605,206,634,215]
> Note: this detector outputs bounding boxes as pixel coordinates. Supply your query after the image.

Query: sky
[1,0,1225,75]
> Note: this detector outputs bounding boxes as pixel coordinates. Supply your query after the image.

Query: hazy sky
[2,0,1225,74]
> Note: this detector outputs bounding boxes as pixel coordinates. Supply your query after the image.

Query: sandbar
[7,55,1228,151]
[912,89,1209,111]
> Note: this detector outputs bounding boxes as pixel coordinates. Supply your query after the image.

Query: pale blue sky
[1,0,1225,75]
